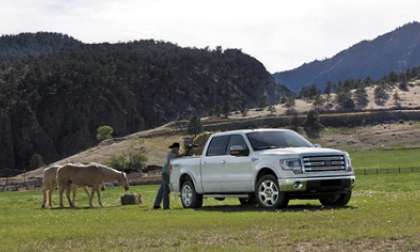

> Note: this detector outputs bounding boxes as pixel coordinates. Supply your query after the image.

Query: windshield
[246,131,313,151]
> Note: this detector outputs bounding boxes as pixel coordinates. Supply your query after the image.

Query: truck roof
[211,128,292,137]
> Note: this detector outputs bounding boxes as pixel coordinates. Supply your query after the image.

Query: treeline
[0,33,280,173]
[285,66,420,112]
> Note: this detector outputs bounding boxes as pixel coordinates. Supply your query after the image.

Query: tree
[398,78,409,91]
[312,95,325,111]
[222,101,230,118]
[29,153,44,171]
[304,110,323,138]
[335,90,355,111]
[354,86,369,109]
[374,85,389,106]
[393,91,401,108]
[96,125,114,141]
[285,96,296,108]
[268,105,276,115]
[290,111,300,131]
[187,116,202,137]
[324,81,333,95]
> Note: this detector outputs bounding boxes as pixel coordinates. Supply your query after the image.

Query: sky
[1,0,420,73]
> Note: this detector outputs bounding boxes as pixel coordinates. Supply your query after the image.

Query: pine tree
[268,105,276,115]
[187,116,202,137]
[393,91,401,108]
[374,85,389,106]
[336,89,355,111]
[354,86,369,109]
[312,95,325,111]
[304,110,323,138]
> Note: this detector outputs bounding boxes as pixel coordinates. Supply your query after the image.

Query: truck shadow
[196,204,357,212]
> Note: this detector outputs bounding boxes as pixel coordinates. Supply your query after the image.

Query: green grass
[350,147,420,169]
[1,174,420,251]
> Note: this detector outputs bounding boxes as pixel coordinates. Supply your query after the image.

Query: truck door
[201,135,230,193]
[224,135,254,192]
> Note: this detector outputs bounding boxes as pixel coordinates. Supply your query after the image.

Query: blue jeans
[153,173,170,209]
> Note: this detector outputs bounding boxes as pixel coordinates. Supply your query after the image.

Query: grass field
[350,147,420,169]
[1,173,420,251]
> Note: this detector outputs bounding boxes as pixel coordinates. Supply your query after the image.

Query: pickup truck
[170,129,355,209]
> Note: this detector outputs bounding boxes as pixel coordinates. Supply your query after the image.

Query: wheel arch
[255,167,278,188]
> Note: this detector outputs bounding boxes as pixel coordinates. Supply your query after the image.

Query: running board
[203,194,249,198]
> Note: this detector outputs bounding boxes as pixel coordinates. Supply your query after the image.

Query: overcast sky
[1,0,420,72]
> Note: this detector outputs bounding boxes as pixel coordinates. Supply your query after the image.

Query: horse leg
[96,187,103,207]
[65,187,74,208]
[71,186,77,207]
[88,187,95,208]
[41,188,47,208]
[58,187,65,208]
[48,188,54,208]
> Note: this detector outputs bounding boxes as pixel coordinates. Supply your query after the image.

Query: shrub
[109,151,147,172]
[29,153,44,170]
[96,125,114,141]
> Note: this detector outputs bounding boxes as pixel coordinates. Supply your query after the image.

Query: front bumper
[278,175,355,193]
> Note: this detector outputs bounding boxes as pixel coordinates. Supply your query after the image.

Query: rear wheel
[255,175,288,209]
[319,190,352,207]
[180,180,203,209]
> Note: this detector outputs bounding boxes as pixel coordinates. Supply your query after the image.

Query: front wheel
[180,180,203,209]
[255,175,288,209]
[319,190,352,207]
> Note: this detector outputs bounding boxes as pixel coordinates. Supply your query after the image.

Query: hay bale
[120,192,142,205]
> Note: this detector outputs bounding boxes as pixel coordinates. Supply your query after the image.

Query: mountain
[0,33,279,175]
[0,32,82,62]
[273,21,420,92]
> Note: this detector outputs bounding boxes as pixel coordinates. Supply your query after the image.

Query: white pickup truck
[170,129,355,209]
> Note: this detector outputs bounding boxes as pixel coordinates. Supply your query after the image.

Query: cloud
[1,0,420,72]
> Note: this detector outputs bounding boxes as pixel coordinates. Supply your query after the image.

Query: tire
[239,194,257,206]
[255,175,288,209]
[319,190,352,207]
[180,180,203,209]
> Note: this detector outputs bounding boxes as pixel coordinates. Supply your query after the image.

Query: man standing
[153,142,180,209]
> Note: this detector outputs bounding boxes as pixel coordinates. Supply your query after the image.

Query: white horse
[57,162,129,208]
[41,164,92,208]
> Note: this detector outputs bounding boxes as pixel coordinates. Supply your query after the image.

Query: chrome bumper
[278,175,356,192]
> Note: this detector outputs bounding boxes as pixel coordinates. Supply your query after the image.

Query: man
[153,142,180,209]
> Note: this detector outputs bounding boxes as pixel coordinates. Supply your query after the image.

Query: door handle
[221,160,226,164]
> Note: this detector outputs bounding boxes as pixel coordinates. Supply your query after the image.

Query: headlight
[280,158,303,174]
[345,153,352,171]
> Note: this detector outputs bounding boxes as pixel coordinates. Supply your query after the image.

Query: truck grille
[303,155,346,172]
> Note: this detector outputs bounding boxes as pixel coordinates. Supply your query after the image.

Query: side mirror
[229,145,249,156]
[314,144,321,148]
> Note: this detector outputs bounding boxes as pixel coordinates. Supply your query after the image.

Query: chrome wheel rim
[181,184,193,206]
[258,180,279,207]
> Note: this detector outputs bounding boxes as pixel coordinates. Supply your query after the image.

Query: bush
[97,125,114,141]
[29,153,44,170]
[109,151,147,172]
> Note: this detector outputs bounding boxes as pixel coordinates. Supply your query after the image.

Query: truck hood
[256,147,346,157]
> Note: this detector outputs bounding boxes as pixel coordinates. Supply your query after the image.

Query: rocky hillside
[273,22,420,92]
[0,33,279,175]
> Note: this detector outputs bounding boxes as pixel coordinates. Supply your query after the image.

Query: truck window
[226,135,249,154]
[206,135,230,156]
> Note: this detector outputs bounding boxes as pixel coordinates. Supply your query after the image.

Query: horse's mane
[88,162,121,176]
